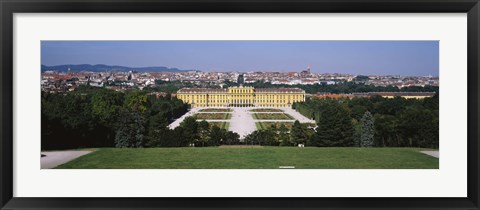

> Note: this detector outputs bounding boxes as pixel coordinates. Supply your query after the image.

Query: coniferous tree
[278,124,290,146]
[145,112,169,147]
[315,100,354,147]
[209,126,224,146]
[115,110,145,148]
[179,116,199,146]
[198,120,211,146]
[360,111,375,147]
[290,120,308,146]
[353,120,362,147]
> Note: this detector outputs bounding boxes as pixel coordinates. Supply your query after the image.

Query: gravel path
[420,151,439,158]
[229,108,257,138]
[281,108,316,123]
[168,108,199,129]
[41,151,92,169]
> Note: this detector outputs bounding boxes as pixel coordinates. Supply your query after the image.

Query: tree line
[151,116,240,148]
[41,85,189,150]
[292,94,439,148]
[227,81,439,94]
[42,85,438,150]
[243,121,314,146]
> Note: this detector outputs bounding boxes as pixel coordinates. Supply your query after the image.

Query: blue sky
[41,41,439,76]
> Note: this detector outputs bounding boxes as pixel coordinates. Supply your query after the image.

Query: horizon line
[41,63,439,77]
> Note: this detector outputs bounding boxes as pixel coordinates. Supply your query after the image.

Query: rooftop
[177,87,305,94]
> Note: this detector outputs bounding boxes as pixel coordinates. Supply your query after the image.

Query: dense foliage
[41,86,189,150]
[293,94,439,148]
[244,120,315,146]
[42,84,439,150]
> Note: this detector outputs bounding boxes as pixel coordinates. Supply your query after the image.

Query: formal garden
[193,113,232,120]
[249,108,284,112]
[198,108,233,112]
[252,113,294,120]
[208,121,230,130]
[255,122,316,130]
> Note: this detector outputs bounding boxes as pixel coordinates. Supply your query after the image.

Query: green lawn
[56,147,438,169]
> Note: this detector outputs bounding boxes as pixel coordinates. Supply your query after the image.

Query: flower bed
[194,113,232,120]
[255,122,317,130]
[249,108,283,112]
[252,113,294,120]
[198,108,233,112]
[208,122,230,130]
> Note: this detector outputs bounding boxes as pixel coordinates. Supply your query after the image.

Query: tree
[278,124,290,146]
[115,110,145,148]
[290,120,309,146]
[352,119,362,147]
[360,111,375,147]
[244,130,276,146]
[209,126,224,146]
[124,90,148,113]
[225,131,240,145]
[315,100,354,147]
[180,116,199,146]
[374,114,398,147]
[91,89,123,127]
[262,129,279,146]
[198,120,211,146]
[171,126,187,147]
[350,105,367,121]
[398,109,438,148]
[145,112,169,147]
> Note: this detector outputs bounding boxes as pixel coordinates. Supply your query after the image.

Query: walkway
[420,151,439,158]
[281,108,316,123]
[229,108,257,138]
[41,150,93,169]
[168,108,199,129]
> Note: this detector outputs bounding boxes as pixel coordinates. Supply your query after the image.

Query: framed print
[1,0,479,209]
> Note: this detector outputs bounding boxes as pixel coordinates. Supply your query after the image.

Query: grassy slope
[56,147,438,169]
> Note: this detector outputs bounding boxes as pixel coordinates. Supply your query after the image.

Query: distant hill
[41,64,197,73]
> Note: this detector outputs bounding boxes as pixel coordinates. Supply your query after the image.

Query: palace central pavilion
[176,86,305,107]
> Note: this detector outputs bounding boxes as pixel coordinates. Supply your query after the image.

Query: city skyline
[41,41,439,76]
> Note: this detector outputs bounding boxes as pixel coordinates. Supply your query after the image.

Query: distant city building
[353,92,437,99]
[176,86,305,107]
[312,92,436,100]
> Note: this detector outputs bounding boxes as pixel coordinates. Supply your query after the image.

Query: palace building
[176,86,306,107]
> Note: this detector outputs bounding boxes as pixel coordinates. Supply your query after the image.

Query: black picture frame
[1,0,479,209]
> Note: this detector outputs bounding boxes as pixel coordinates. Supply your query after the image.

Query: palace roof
[255,88,305,93]
[177,88,227,93]
[177,87,305,94]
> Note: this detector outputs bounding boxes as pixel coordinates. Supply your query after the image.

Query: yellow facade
[177,86,305,107]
